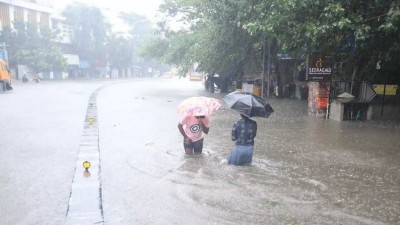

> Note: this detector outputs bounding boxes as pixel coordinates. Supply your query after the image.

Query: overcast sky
[53,0,164,32]
[54,0,163,19]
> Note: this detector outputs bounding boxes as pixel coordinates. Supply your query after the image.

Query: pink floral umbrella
[177,96,221,116]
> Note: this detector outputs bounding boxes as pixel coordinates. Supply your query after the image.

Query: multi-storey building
[0,0,78,79]
[0,0,53,30]
[50,13,79,79]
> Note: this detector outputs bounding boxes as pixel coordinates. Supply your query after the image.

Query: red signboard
[316,97,328,109]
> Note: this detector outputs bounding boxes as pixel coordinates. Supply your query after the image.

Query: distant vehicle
[189,71,204,81]
[188,63,205,81]
[0,59,12,91]
[189,72,203,81]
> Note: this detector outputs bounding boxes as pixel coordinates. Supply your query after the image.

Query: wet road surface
[209,99,400,225]
[0,80,108,225]
[1,78,399,225]
[98,79,400,225]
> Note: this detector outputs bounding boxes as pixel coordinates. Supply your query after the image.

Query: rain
[1,79,399,225]
[1,1,400,225]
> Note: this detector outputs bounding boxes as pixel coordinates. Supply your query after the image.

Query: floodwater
[98,79,400,225]
[0,78,399,225]
[205,98,400,225]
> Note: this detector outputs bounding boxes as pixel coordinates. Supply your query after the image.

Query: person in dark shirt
[227,114,257,165]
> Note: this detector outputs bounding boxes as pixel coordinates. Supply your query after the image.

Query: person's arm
[201,123,209,134]
[231,122,237,141]
[178,123,192,144]
[178,123,187,138]
[200,117,209,134]
[253,122,257,138]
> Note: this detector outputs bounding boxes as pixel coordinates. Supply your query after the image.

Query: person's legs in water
[227,145,254,165]
[193,139,204,154]
[5,81,12,90]
[183,138,194,154]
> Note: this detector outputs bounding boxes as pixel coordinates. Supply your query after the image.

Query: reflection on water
[83,170,91,177]
[171,98,400,224]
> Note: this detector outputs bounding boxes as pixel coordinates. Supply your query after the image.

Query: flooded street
[208,98,400,225]
[0,0,398,224]
[98,78,400,225]
[1,78,399,225]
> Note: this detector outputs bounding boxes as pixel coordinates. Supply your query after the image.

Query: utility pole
[266,38,271,98]
[261,33,265,97]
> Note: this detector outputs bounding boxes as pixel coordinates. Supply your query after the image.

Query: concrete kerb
[65,86,105,225]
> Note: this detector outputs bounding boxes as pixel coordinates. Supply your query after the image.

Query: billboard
[306,54,333,81]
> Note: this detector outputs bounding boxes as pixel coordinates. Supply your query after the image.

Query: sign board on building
[306,54,333,81]
[373,84,398,96]
[79,60,91,69]
[64,54,79,65]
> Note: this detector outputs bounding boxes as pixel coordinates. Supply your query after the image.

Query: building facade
[0,0,53,30]
[0,0,77,79]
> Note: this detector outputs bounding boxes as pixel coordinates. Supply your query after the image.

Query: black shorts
[184,138,204,153]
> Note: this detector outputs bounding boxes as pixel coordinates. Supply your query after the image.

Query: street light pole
[261,33,265,97]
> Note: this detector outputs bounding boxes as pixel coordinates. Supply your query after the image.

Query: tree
[119,12,167,75]
[153,0,400,87]
[0,22,67,74]
[119,12,152,67]
[145,0,260,89]
[245,0,400,83]
[62,3,110,63]
[107,34,133,70]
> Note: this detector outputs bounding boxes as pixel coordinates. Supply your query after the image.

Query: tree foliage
[0,22,67,73]
[62,3,110,62]
[107,34,133,69]
[148,0,400,83]
[246,0,400,82]
[145,0,260,76]
[118,12,168,73]
[119,12,156,67]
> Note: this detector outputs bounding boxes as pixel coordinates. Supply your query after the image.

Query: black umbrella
[223,92,274,118]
